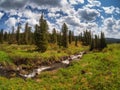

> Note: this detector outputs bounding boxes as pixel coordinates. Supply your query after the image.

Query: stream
[19,51,86,78]
[0,51,86,79]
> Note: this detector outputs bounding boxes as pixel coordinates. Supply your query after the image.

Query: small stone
[81,70,86,74]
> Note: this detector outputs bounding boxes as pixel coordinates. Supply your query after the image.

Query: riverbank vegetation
[0,44,119,90]
[0,15,107,67]
[0,43,87,66]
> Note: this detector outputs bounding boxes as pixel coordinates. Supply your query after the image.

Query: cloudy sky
[0,0,120,38]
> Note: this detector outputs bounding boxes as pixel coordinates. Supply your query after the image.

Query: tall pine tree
[0,29,3,44]
[3,32,8,42]
[24,23,29,44]
[89,38,94,51]
[75,36,78,47]
[61,23,68,48]
[51,28,57,44]
[100,32,107,50]
[34,15,48,52]
[57,32,62,48]
[9,26,16,44]
[94,35,98,49]
[16,24,20,45]
[69,30,72,44]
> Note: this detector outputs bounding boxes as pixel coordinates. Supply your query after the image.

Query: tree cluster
[0,15,107,52]
[78,30,107,51]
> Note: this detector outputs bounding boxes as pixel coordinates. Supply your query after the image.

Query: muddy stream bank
[0,51,86,79]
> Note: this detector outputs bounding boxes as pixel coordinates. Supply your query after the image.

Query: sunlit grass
[0,43,119,89]
[0,51,12,63]
[0,42,87,63]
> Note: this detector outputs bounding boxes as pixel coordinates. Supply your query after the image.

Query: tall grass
[0,44,119,90]
[0,51,12,63]
[0,43,87,64]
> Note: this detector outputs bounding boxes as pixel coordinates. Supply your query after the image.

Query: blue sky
[0,0,120,38]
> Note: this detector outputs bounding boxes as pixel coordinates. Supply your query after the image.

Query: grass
[0,44,120,90]
[0,51,12,63]
[0,42,87,65]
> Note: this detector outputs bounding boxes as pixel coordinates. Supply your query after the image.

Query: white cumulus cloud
[102,6,115,14]
[5,17,17,27]
[68,0,84,4]
[0,12,4,19]
[102,17,120,38]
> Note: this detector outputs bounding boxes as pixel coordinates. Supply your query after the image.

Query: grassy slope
[0,43,87,64]
[0,44,120,90]
[0,51,12,63]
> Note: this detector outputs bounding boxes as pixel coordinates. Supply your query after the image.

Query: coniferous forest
[0,15,107,52]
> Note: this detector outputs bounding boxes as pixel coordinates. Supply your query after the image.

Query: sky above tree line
[0,0,120,38]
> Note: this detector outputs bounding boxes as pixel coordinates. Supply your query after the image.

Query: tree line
[0,15,107,52]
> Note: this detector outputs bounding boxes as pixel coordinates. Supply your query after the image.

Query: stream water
[19,51,86,78]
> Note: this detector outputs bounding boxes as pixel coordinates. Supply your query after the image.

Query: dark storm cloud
[64,16,80,26]
[0,0,62,10]
[78,8,100,21]
[0,0,28,10]
[30,0,62,7]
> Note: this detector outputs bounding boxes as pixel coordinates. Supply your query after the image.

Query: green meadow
[0,43,120,90]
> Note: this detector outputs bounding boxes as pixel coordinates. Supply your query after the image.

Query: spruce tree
[16,24,20,45]
[8,31,11,44]
[28,27,32,44]
[94,35,98,49]
[75,36,78,47]
[4,32,8,42]
[69,30,72,44]
[20,33,24,44]
[51,28,57,44]
[24,23,29,44]
[24,23,32,45]
[89,32,107,51]
[61,23,68,48]
[0,29,3,44]
[88,31,92,45]
[82,30,92,46]
[78,33,83,42]
[100,32,107,50]
[89,38,94,51]
[72,31,75,41]
[30,30,35,44]
[34,15,48,52]
[97,35,101,50]
[34,24,39,45]
[57,32,62,48]
[83,31,87,45]
[9,26,15,44]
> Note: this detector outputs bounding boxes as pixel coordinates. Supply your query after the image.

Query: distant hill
[106,38,120,43]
